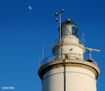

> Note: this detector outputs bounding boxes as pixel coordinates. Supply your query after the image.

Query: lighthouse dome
[61,18,78,38]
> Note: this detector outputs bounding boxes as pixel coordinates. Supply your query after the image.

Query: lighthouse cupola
[52,18,84,61]
[61,18,78,38]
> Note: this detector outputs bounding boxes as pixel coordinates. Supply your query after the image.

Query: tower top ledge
[38,59,100,79]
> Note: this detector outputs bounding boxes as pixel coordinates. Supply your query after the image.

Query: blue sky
[0,0,105,91]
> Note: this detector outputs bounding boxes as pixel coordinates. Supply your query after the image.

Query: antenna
[85,47,101,60]
[81,33,85,45]
[55,9,65,44]
[55,9,65,60]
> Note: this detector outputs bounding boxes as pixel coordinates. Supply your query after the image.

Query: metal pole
[59,13,65,91]
[59,13,61,44]
[64,59,66,91]
[89,51,92,59]
[59,13,62,59]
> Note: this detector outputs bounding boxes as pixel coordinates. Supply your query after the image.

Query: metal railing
[40,53,98,67]
[52,38,84,48]
[40,53,83,67]
[40,56,55,67]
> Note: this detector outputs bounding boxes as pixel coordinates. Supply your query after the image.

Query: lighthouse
[38,10,100,91]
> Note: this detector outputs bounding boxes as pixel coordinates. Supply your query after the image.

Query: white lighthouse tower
[38,10,100,91]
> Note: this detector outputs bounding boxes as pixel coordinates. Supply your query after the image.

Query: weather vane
[55,9,65,43]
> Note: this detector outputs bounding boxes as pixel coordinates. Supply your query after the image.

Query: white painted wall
[55,35,84,60]
[42,66,97,91]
